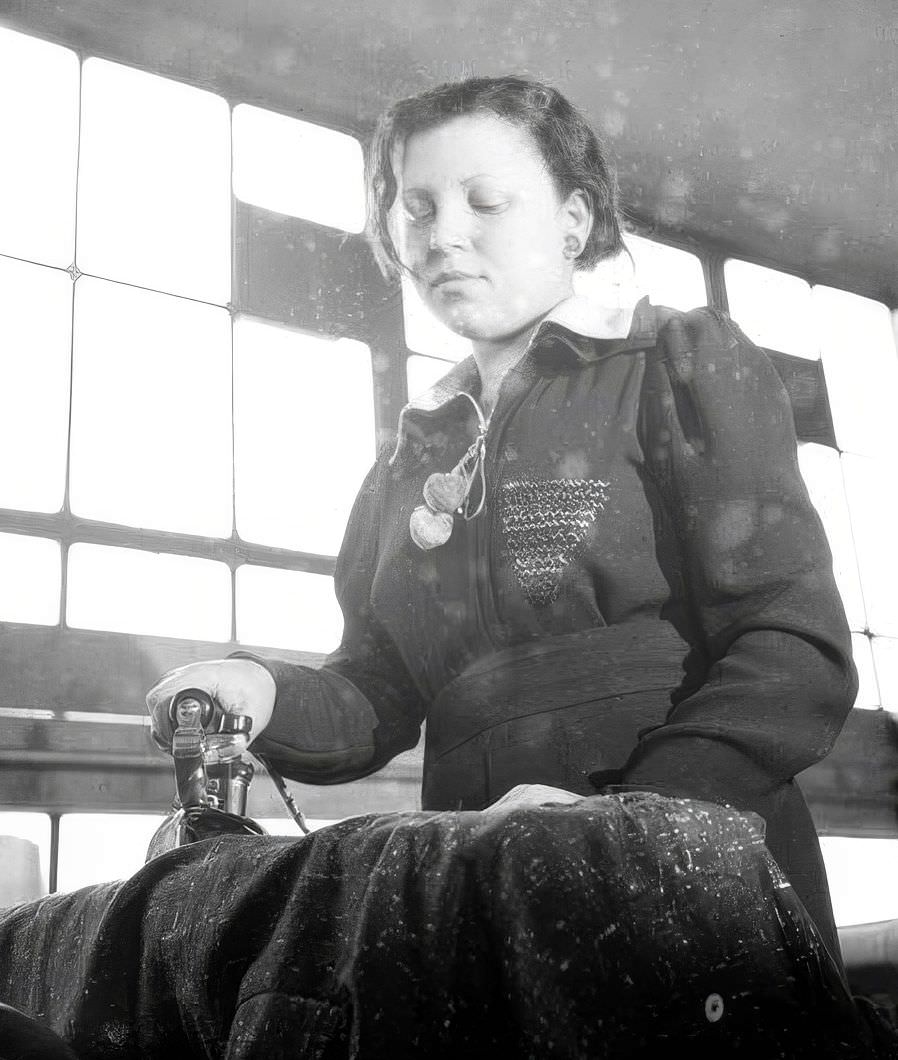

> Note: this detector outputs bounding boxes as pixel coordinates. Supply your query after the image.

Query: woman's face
[393,113,588,345]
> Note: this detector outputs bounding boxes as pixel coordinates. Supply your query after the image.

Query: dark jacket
[247,297,857,957]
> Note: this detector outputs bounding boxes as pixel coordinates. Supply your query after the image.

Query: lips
[430,270,479,287]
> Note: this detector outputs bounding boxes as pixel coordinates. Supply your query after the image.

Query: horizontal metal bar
[0,624,325,715]
[0,751,165,769]
[0,510,337,575]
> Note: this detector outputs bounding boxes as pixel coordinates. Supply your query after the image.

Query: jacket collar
[390,294,658,464]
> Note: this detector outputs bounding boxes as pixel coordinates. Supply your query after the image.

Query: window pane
[575,235,705,313]
[57,814,165,891]
[236,566,342,653]
[0,812,51,899]
[723,259,816,358]
[234,319,375,554]
[0,534,61,625]
[67,543,231,641]
[624,234,707,311]
[0,29,78,267]
[78,59,230,304]
[572,241,642,309]
[69,278,232,537]
[402,276,473,360]
[851,632,879,710]
[841,453,898,637]
[815,286,898,458]
[796,444,865,632]
[232,105,365,233]
[871,637,898,712]
[0,257,71,512]
[820,837,898,926]
[407,354,454,400]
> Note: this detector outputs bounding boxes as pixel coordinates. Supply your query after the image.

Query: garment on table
[240,296,857,961]
[1,795,895,1059]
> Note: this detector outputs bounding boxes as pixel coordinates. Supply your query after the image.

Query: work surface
[0,793,895,1059]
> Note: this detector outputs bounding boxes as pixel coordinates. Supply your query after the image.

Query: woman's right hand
[145,658,277,753]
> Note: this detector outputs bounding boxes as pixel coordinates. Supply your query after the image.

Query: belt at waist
[426,616,687,765]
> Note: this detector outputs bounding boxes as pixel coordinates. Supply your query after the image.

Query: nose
[427,200,473,252]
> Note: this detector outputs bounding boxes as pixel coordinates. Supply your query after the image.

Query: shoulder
[647,303,783,394]
[652,304,749,359]
[639,305,794,455]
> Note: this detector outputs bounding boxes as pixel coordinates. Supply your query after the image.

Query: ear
[560,189,593,255]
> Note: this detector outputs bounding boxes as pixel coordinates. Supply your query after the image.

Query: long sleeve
[240,450,428,785]
[619,307,858,808]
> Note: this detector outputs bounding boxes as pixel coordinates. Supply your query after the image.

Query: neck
[472,289,574,419]
[471,294,638,421]
[471,329,534,421]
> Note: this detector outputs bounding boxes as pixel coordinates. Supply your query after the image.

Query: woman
[147,76,857,965]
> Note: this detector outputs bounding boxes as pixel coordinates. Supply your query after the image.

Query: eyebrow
[402,173,508,195]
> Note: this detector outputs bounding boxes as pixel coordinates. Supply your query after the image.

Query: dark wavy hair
[366,75,627,281]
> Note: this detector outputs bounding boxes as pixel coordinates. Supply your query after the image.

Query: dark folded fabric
[0,793,894,1059]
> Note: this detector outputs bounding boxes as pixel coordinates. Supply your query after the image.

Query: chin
[432,303,485,338]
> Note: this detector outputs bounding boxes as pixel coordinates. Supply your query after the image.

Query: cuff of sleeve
[227,650,380,783]
[251,735,377,785]
[614,734,777,810]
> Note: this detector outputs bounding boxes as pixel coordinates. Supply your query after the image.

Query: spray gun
[147,688,309,862]
[169,688,255,816]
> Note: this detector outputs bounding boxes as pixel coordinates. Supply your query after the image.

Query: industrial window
[0,812,52,902]
[56,814,166,892]
[850,633,880,711]
[815,286,898,459]
[0,29,375,657]
[0,534,61,626]
[233,318,375,555]
[402,275,474,361]
[0,28,79,266]
[0,257,72,512]
[725,259,898,713]
[236,566,343,654]
[795,444,865,632]
[77,58,231,303]
[406,353,457,401]
[872,637,898,705]
[630,234,706,309]
[232,103,366,232]
[842,454,898,639]
[0,810,342,898]
[723,259,816,358]
[66,544,232,641]
[820,837,898,926]
[53,814,331,892]
[69,278,233,537]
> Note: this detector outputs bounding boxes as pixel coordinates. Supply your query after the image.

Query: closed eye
[470,200,509,214]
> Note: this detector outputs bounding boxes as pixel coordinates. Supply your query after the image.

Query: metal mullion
[704,252,729,313]
[73,267,232,313]
[0,250,74,276]
[229,101,239,642]
[48,813,60,894]
[60,49,85,630]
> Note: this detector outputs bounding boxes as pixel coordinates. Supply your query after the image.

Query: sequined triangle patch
[500,478,610,609]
